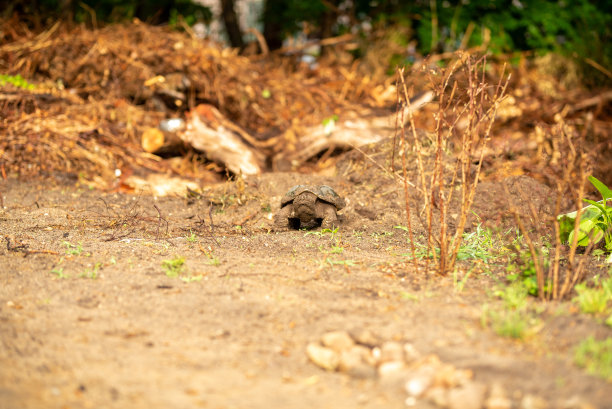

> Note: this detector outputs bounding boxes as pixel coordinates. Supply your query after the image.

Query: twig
[5,236,59,256]
[348,143,415,187]
[235,210,259,227]
[153,204,169,240]
[396,68,418,271]
[397,67,434,260]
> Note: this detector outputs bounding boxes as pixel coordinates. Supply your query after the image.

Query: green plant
[574,283,609,314]
[63,241,90,256]
[574,336,612,380]
[559,175,612,252]
[483,281,540,340]
[162,256,186,278]
[352,230,364,239]
[307,228,346,255]
[399,291,419,301]
[50,267,69,279]
[507,246,552,297]
[323,244,343,254]
[79,262,101,279]
[322,115,339,135]
[397,224,503,266]
[495,281,529,310]
[305,227,339,239]
[325,258,356,267]
[0,74,35,90]
[207,256,221,266]
[186,230,197,243]
[487,308,530,339]
[573,273,612,315]
[456,224,500,262]
[180,275,203,283]
[453,268,472,292]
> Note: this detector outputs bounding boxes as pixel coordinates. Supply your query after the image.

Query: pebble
[321,330,355,352]
[485,383,512,409]
[380,341,405,363]
[339,345,377,378]
[562,395,597,409]
[448,382,487,409]
[351,329,380,348]
[403,343,420,363]
[378,360,409,386]
[379,360,406,375]
[404,368,435,398]
[306,342,339,371]
[520,394,548,409]
[434,364,473,388]
[425,386,449,407]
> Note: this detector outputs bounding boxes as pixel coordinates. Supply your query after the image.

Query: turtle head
[293,191,317,223]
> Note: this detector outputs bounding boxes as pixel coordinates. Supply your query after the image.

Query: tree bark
[262,0,287,50]
[220,0,244,48]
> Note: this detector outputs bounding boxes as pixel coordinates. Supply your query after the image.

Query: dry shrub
[396,52,510,274]
[506,122,595,300]
[0,19,388,184]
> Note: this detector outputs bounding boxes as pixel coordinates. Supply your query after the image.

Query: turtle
[274,185,346,231]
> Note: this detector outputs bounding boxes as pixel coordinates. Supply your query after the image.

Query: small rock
[562,395,597,409]
[352,329,380,348]
[378,360,406,377]
[434,364,473,388]
[306,342,339,371]
[404,368,435,398]
[371,347,382,365]
[448,382,487,409]
[520,394,548,409]
[338,345,368,370]
[425,386,449,408]
[485,383,512,409]
[339,345,377,378]
[378,360,409,387]
[380,341,405,363]
[403,343,420,363]
[321,331,355,352]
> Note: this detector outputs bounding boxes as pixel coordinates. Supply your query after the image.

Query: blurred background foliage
[3,0,611,87]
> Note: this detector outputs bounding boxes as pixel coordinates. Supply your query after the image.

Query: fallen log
[285,91,433,164]
[178,104,264,175]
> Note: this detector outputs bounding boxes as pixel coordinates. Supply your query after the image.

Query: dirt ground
[1,144,612,409]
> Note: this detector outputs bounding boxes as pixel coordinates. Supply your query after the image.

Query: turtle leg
[274,205,293,231]
[318,202,339,230]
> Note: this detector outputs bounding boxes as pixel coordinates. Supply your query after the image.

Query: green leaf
[583,199,609,214]
[568,217,604,247]
[558,206,602,244]
[589,176,612,203]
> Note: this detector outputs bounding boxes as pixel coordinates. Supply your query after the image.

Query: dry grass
[395,52,510,274]
[506,122,594,300]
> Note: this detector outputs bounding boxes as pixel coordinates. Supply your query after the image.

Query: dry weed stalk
[396,53,509,274]
[506,124,593,300]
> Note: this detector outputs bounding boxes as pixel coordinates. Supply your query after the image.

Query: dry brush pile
[0,17,610,192]
[0,18,387,186]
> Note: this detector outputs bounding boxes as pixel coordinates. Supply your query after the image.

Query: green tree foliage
[267,0,611,85]
[4,0,211,26]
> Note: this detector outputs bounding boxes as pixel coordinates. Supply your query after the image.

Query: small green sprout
[162,256,186,277]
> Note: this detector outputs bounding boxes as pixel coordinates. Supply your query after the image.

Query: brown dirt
[2,143,611,409]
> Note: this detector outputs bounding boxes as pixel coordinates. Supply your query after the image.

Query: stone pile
[306,330,594,409]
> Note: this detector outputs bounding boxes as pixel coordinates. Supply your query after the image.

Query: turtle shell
[281,185,345,210]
